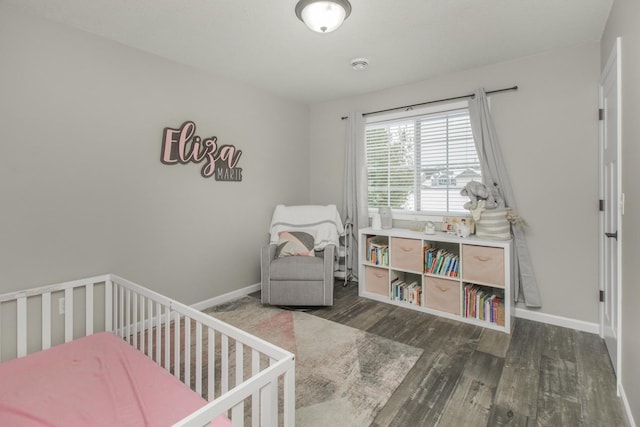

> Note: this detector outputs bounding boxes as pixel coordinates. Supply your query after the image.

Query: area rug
[204,297,423,427]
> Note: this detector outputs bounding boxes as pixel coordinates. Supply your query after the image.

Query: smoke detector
[350,58,369,71]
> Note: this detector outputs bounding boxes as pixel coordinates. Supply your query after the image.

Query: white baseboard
[515,308,599,334]
[190,283,261,311]
[620,383,637,427]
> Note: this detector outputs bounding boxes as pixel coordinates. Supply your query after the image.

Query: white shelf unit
[359,227,514,333]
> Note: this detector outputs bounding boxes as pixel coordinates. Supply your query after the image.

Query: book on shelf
[367,237,389,266]
[463,284,505,326]
[391,278,422,306]
[422,244,432,270]
[425,248,459,277]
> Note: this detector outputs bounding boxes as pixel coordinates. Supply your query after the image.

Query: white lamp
[295,0,352,33]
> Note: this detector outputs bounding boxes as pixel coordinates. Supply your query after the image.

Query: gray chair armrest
[261,244,277,304]
[323,244,336,290]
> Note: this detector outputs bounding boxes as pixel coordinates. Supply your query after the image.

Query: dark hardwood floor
[285,282,629,427]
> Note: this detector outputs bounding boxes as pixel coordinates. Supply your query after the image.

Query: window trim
[365,100,477,220]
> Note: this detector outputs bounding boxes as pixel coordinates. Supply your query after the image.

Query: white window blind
[365,106,481,214]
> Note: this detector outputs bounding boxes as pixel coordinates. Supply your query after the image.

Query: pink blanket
[0,332,230,427]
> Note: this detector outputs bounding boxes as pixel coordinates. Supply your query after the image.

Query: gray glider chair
[261,205,344,307]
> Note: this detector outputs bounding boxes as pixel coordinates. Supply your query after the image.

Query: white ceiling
[4,0,613,104]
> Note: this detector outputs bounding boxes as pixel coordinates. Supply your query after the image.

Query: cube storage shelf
[359,227,514,333]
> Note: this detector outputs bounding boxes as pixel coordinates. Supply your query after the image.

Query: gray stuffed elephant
[460,181,504,210]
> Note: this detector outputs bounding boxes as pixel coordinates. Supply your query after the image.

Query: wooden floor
[290,283,629,427]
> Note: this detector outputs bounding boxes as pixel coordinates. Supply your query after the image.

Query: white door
[599,37,621,379]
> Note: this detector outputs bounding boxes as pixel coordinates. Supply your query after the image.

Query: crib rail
[0,274,295,427]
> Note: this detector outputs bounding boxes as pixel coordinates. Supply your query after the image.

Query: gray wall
[0,5,310,303]
[601,0,640,422]
[309,43,601,324]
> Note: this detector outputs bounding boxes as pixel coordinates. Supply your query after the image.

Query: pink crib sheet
[0,332,230,427]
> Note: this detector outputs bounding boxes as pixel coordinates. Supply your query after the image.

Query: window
[365,102,481,215]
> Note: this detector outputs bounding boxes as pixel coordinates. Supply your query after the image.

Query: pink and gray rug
[205,297,422,426]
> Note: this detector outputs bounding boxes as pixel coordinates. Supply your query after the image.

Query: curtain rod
[340,85,518,120]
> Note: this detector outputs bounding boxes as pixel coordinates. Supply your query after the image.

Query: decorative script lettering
[160,121,243,181]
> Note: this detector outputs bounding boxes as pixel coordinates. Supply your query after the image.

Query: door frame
[598,36,622,392]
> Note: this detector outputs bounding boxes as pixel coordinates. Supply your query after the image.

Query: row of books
[463,284,505,326]
[366,237,389,266]
[391,279,422,306]
[424,247,459,277]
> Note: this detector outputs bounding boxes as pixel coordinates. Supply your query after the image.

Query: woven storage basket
[475,208,511,240]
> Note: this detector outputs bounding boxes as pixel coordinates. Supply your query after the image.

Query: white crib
[0,274,295,426]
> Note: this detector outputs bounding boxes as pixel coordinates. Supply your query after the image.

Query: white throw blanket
[269,205,345,250]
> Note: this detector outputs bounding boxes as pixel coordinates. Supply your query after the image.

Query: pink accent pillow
[275,231,315,257]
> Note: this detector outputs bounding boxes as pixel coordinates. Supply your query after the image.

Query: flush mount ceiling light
[295,0,352,33]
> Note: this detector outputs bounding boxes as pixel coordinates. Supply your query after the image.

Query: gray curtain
[468,89,542,307]
[343,112,368,282]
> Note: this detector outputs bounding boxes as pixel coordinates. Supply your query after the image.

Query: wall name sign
[161,121,243,181]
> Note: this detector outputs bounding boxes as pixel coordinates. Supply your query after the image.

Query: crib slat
[236,342,243,387]
[105,280,112,332]
[251,349,260,427]
[105,280,113,332]
[17,296,27,357]
[124,289,132,344]
[119,284,124,336]
[85,283,94,336]
[195,322,202,395]
[64,288,73,343]
[42,292,51,350]
[147,298,153,358]
[155,301,162,364]
[267,359,278,425]
[284,363,296,427]
[138,296,143,349]
[207,328,215,401]
[231,402,244,427]
[140,295,145,354]
[112,285,117,334]
[184,317,191,385]
[221,335,229,394]
[164,305,171,371]
[119,285,124,338]
[260,383,274,426]
[174,312,181,379]
[113,284,119,335]
[132,292,138,349]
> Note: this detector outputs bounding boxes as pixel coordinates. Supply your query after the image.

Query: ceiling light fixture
[295,0,352,33]
[350,58,368,70]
